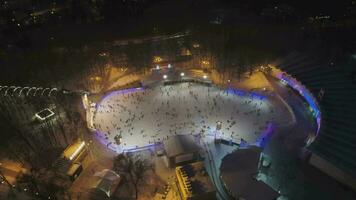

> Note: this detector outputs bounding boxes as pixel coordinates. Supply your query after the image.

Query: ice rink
[93,82,290,151]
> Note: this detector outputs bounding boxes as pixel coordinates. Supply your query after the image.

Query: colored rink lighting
[69,141,85,160]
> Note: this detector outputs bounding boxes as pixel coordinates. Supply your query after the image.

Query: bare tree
[0,169,12,188]
[113,153,152,200]
[16,168,68,200]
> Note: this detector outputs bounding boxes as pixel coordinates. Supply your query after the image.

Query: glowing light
[35,108,55,121]
[90,76,102,81]
[69,141,85,161]
[168,64,172,68]
[99,52,107,57]
[202,60,209,65]
[180,72,185,77]
[163,75,168,79]
[156,65,160,70]
[276,72,321,135]
[153,56,163,63]
[280,79,288,85]
[203,75,208,79]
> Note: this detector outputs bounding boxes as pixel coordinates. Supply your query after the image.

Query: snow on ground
[93,82,282,151]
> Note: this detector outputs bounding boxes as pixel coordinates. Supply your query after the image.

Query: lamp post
[0,164,12,188]
[215,121,222,142]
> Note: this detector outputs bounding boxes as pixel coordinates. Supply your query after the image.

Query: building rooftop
[163,134,200,157]
[175,161,215,199]
[62,141,86,161]
[89,169,122,198]
[220,146,279,200]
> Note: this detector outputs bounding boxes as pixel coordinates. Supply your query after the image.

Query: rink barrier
[163,78,212,86]
[225,88,267,100]
[91,87,148,153]
[98,87,144,109]
[91,83,274,153]
[272,70,321,136]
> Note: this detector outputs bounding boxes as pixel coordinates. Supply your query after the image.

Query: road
[261,74,354,200]
[201,137,236,200]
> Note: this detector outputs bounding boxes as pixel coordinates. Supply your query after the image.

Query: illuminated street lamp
[216,121,222,130]
[90,76,102,81]
[215,121,222,141]
[180,72,185,77]
[202,60,209,65]
[153,56,163,63]
[280,79,288,85]
[163,75,168,79]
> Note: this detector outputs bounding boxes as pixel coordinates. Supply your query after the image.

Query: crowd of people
[93,82,277,150]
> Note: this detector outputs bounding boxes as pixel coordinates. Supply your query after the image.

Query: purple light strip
[255,122,274,148]
[275,72,321,136]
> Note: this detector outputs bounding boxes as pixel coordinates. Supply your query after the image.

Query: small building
[220,146,279,200]
[88,169,122,198]
[34,108,55,121]
[52,141,87,180]
[175,162,216,200]
[62,141,87,161]
[66,162,83,181]
[163,135,200,167]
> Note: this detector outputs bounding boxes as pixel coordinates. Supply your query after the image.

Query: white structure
[35,108,55,121]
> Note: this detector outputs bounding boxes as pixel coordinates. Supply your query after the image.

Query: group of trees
[0,91,84,199]
[68,0,153,22]
[15,168,70,200]
[0,93,83,164]
[113,153,152,200]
